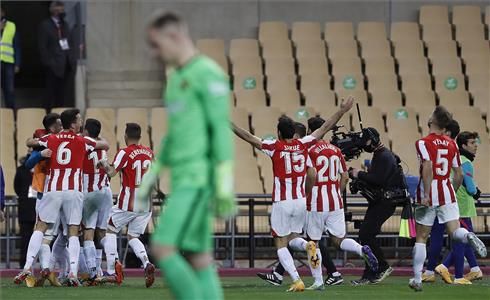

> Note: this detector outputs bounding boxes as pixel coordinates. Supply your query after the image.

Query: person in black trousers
[14,155,36,268]
[38,1,75,109]
[349,128,405,285]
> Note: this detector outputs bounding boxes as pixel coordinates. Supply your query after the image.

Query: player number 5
[435,149,449,176]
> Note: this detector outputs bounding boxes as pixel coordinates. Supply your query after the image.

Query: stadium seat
[316,106,350,131]
[251,107,283,140]
[233,73,264,92]
[291,22,321,41]
[404,89,437,108]
[295,39,327,59]
[352,106,388,141]
[231,56,263,75]
[400,73,433,92]
[486,6,490,27]
[269,88,302,109]
[16,108,46,159]
[367,74,399,94]
[390,22,421,41]
[336,90,368,107]
[426,40,458,59]
[422,24,453,41]
[464,54,490,76]
[386,106,418,134]
[473,139,490,192]
[437,90,471,108]
[430,57,463,75]
[231,107,250,131]
[333,73,364,93]
[235,90,268,111]
[116,108,150,147]
[281,106,317,124]
[150,107,167,153]
[331,57,362,78]
[302,87,336,108]
[397,57,430,76]
[370,90,403,112]
[259,21,288,41]
[85,107,117,158]
[460,40,489,63]
[470,88,490,114]
[300,74,332,92]
[455,24,486,42]
[229,39,260,60]
[256,153,274,194]
[392,40,425,59]
[0,108,16,195]
[434,74,466,93]
[234,153,264,194]
[50,107,70,114]
[264,57,295,76]
[451,106,487,133]
[297,56,329,76]
[324,22,355,42]
[415,105,438,136]
[266,74,297,92]
[419,5,449,25]
[391,129,421,176]
[196,39,225,57]
[327,40,359,58]
[261,39,293,59]
[364,56,396,77]
[360,39,392,58]
[357,22,387,41]
[452,5,483,25]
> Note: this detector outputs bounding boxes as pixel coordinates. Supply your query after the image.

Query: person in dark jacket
[38,1,75,108]
[14,155,36,268]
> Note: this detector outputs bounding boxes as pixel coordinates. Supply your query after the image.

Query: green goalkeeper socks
[196,265,224,300]
[158,254,200,299]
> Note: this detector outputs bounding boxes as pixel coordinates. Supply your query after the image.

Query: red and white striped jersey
[306,141,347,212]
[112,144,153,212]
[83,149,110,193]
[415,133,461,207]
[261,136,317,202]
[39,130,96,193]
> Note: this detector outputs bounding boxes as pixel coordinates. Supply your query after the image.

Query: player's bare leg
[410,223,431,291]
[127,234,154,288]
[188,252,223,299]
[275,236,305,292]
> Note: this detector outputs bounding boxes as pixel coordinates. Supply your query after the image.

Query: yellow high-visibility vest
[0,21,16,64]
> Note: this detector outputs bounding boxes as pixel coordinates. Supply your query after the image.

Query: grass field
[1,276,489,300]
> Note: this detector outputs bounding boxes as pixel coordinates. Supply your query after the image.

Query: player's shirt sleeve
[299,135,317,148]
[38,135,50,148]
[415,139,430,161]
[113,149,128,172]
[198,65,233,163]
[83,136,97,152]
[261,139,277,157]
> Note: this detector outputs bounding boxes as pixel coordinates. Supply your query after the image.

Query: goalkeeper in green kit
[138,11,235,300]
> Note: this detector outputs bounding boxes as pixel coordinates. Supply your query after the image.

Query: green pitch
[1,276,489,300]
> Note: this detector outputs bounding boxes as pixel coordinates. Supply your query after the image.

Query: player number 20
[316,155,341,182]
[133,159,152,186]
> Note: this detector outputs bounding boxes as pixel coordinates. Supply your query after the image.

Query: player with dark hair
[293,121,307,138]
[99,123,156,287]
[233,98,354,292]
[409,106,486,292]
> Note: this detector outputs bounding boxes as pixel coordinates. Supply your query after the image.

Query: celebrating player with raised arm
[232,98,354,292]
[15,109,109,287]
[409,106,487,292]
[137,11,235,300]
[98,123,156,288]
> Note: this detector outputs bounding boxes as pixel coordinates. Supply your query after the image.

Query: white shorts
[108,206,152,237]
[270,199,306,237]
[306,209,346,240]
[37,191,84,226]
[82,187,113,230]
[415,202,460,226]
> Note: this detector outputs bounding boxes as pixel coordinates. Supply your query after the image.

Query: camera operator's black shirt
[358,146,402,189]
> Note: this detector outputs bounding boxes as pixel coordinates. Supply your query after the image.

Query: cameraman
[349,127,405,285]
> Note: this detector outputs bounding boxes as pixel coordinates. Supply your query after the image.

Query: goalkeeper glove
[213,161,237,218]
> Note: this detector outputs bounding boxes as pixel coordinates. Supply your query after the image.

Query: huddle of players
[13,108,156,288]
[234,101,487,293]
[233,98,379,292]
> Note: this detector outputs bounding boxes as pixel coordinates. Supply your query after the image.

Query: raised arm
[232,122,262,150]
[98,160,117,178]
[94,137,110,151]
[310,97,354,140]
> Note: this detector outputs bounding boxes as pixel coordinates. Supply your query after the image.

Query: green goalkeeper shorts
[152,186,213,253]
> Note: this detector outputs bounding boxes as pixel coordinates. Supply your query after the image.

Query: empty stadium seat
[116,108,150,147]
[259,21,288,41]
[327,40,359,58]
[196,39,225,57]
[316,106,350,130]
[300,74,332,92]
[386,107,418,134]
[302,87,336,108]
[229,39,260,59]
[231,107,250,130]
[470,88,490,114]
[473,139,490,192]
[297,56,329,76]
[235,90,268,111]
[437,90,471,108]
[455,24,486,42]
[486,6,490,27]
[364,56,396,77]
[392,40,425,59]
[357,22,387,41]
[464,54,490,76]
[420,5,449,25]
[291,22,321,41]
[282,106,317,124]
[415,105,438,136]
[452,5,483,25]
[391,129,421,175]
[251,107,283,140]
[360,39,392,58]
[1,108,16,195]
[370,90,403,111]
[336,90,368,107]
[331,57,362,78]
[434,74,466,93]
[266,74,297,92]
[430,57,463,75]
[261,39,293,59]
[390,22,421,41]
[85,107,117,157]
[324,22,354,42]
[460,40,489,63]
[295,40,327,59]
[422,24,453,41]
[404,89,437,107]
[269,89,302,109]
[264,57,295,76]
[16,108,46,159]
[451,106,487,134]
[352,106,387,140]
[150,107,167,153]
[50,107,70,114]
[400,73,433,91]
[233,73,264,92]
[426,40,458,59]
[232,56,263,75]
[397,57,430,76]
[333,73,364,93]
[367,74,399,94]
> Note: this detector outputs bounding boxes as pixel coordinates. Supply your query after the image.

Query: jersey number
[435,149,449,176]
[132,160,151,186]
[56,141,71,165]
[280,152,305,174]
[88,151,103,173]
[316,155,341,182]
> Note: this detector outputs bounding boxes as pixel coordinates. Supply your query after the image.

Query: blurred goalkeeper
[140,11,234,300]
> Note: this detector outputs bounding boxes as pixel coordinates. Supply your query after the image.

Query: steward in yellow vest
[1,8,20,109]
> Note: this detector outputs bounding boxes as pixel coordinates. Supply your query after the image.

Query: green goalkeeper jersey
[158,55,233,188]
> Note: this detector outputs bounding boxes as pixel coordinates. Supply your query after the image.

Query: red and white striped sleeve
[38,134,50,148]
[261,139,277,157]
[452,142,462,168]
[415,139,430,161]
[299,135,317,148]
[84,136,97,152]
[113,149,128,172]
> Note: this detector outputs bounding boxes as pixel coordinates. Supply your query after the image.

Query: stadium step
[88,98,162,107]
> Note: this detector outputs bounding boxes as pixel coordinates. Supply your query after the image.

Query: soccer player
[15,109,109,287]
[140,11,235,300]
[81,118,113,283]
[409,106,487,292]
[434,131,483,284]
[232,99,354,292]
[304,117,378,290]
[98,123,156,287]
